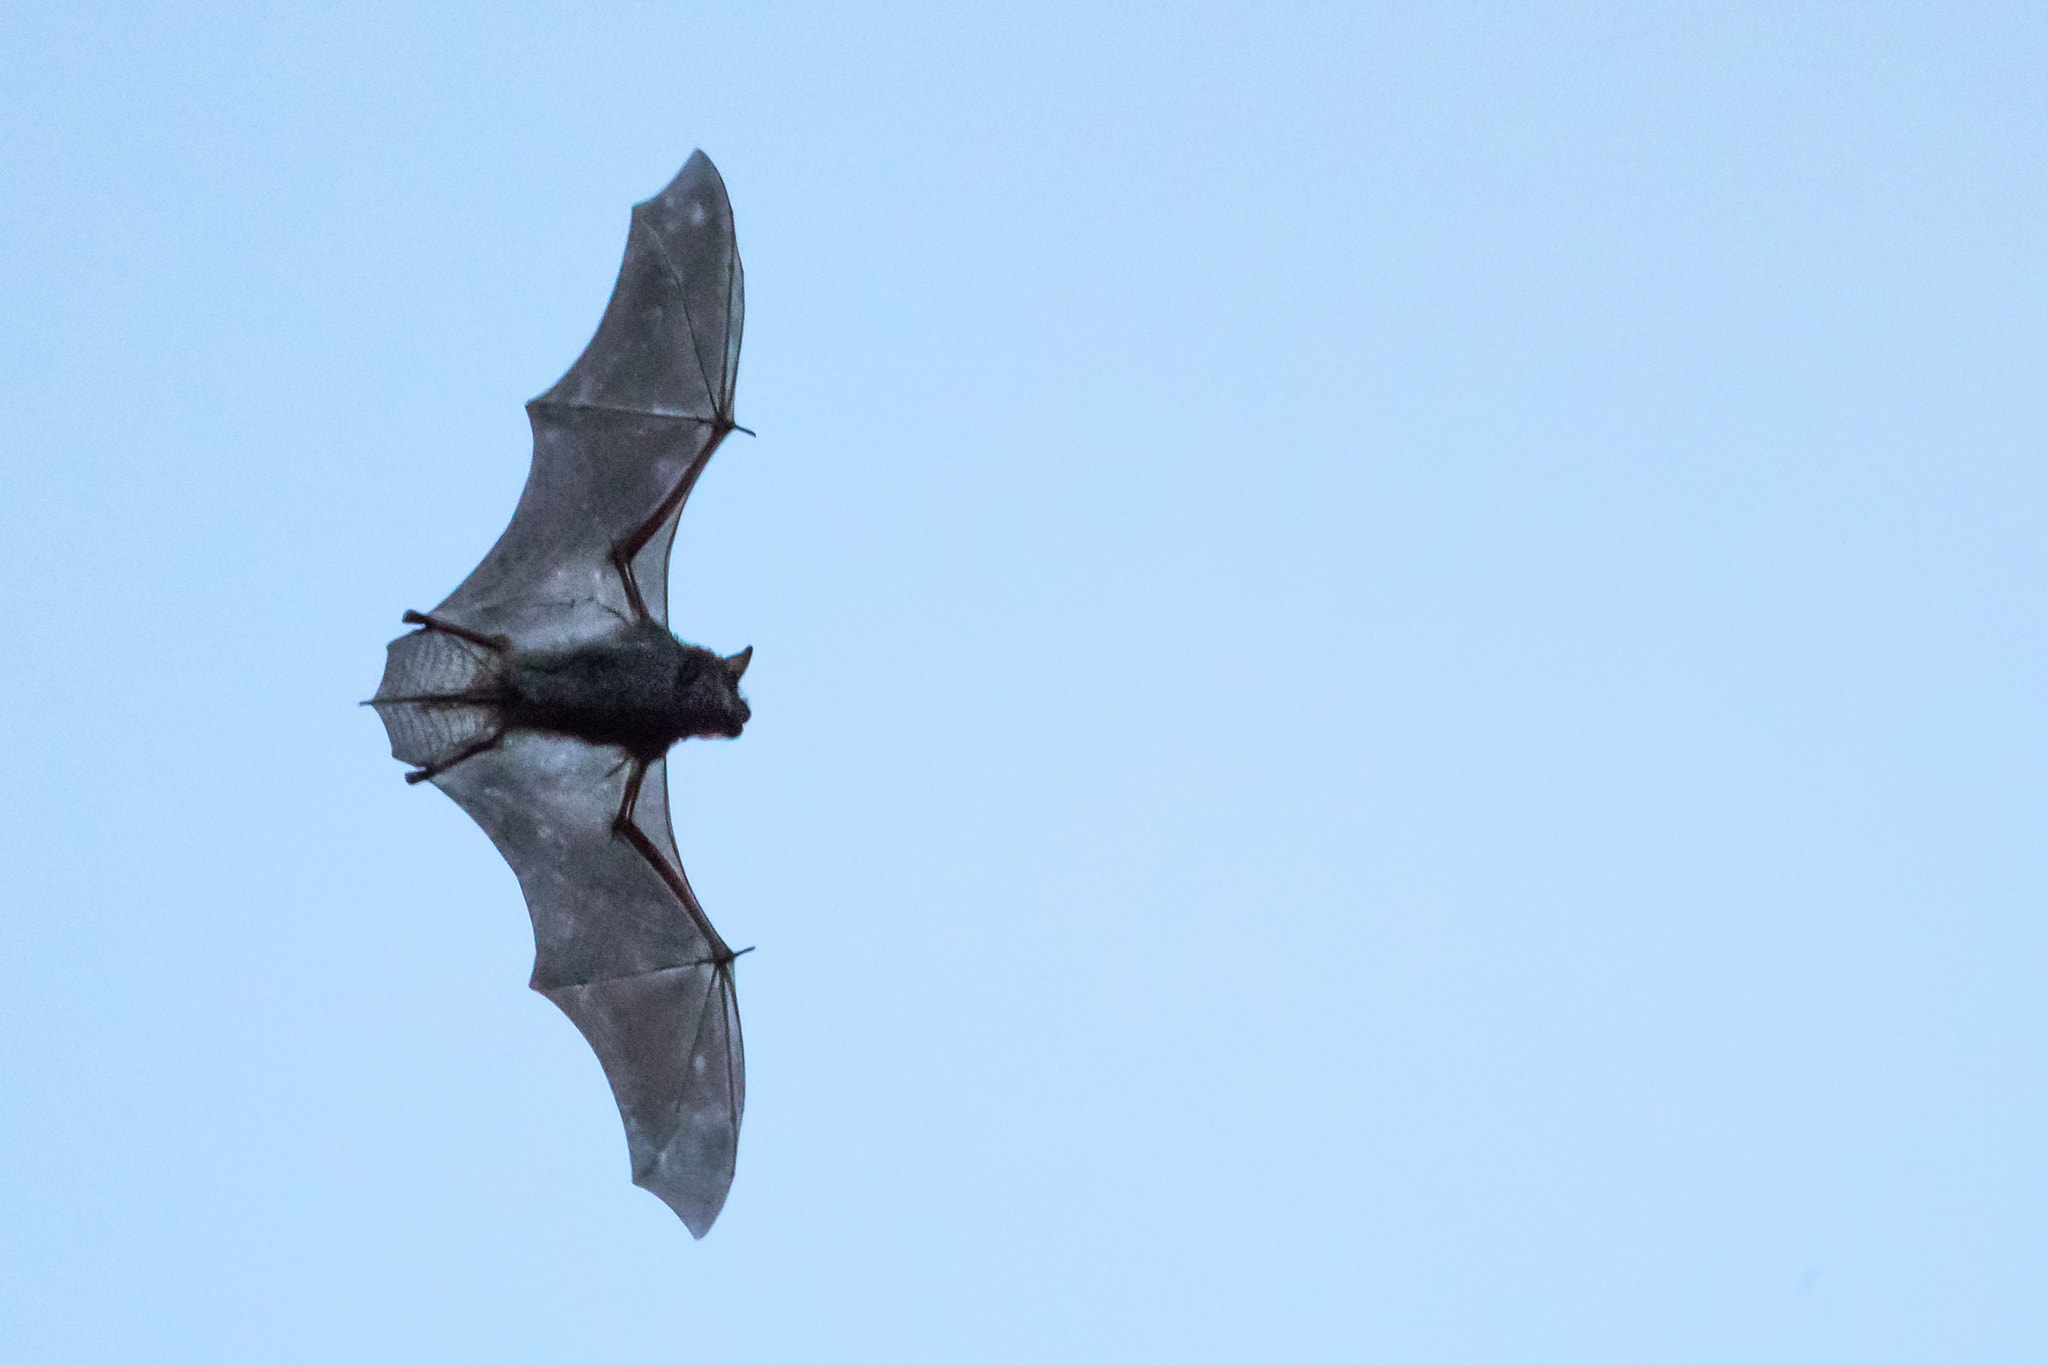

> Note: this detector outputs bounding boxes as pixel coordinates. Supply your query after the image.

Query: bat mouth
[700,709,748,740]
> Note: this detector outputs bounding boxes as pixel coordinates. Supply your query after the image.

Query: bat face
[672,641,753,741]
[370,150,755,1237]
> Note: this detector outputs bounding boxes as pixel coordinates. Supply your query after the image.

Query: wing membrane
[428,151,743,645]
[435,736,744,1235]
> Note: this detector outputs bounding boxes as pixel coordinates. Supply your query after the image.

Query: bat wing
[435,148,743,651]
[435,734,745,1237]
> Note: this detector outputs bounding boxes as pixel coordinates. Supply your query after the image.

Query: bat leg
[404,727,507,784]
[610,757,734,961]
[402,609,512,654]
[613,756,651,831]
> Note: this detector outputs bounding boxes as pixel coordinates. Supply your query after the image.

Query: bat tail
[371,625,509,771]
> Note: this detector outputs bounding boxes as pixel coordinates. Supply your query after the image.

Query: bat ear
[723,646,753,680]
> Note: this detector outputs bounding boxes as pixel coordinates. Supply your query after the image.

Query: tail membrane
[371,626,505,770]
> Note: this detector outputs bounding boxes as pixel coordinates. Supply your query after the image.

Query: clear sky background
[3,2,2043,1360]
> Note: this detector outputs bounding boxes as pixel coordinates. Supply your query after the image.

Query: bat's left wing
[429,149,744,652]
[437,734,744,1236]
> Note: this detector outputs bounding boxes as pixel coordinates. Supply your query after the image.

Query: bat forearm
[611,758,732,960]
[610,431,730,622]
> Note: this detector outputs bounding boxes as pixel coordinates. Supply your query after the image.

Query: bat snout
[691,693,748,740]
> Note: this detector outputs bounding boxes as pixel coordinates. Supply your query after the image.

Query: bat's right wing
[430,149,744,651]
[434,733,744,1237]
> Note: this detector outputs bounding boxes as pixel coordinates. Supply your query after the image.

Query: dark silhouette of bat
[370,151,753,1237]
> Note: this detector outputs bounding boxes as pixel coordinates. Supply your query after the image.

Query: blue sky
[3,2,2044,1359]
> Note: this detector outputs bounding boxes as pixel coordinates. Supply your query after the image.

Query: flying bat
[370,150,753,1236]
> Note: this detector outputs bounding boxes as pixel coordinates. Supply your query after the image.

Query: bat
[370,151,754,1237]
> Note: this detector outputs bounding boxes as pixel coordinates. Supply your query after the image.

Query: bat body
[371,151,752,1237]
[499,620,751,756]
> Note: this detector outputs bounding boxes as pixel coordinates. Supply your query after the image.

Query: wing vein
[529,399,720,423]
[718,967,743,1140]
[636,216,720,418]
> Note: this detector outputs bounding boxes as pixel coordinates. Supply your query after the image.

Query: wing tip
[634,1157,734,1239]
[639,149,732,224]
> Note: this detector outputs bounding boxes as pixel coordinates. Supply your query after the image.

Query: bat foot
[400,728,507,786]
[402,610,511,654]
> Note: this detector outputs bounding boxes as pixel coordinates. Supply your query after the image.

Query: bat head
[674,643,753,740]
